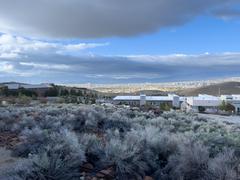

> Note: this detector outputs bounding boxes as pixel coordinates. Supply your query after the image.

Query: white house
[185,94,222,113]
[2,83,52,90]
[113,94,182,108]
[1,82,53,96]
[114,93,240,114]
[183,94,240,114]
[221,95,240,114]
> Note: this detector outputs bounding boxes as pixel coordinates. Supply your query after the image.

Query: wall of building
[140,94,146,106]
[114,100,140,106]
[187,98,221,107]
[114,94,240,115]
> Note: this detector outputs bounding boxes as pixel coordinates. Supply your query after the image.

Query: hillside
[178,81,240,96]
[1,104,240,179]
[0,82,99,94]
[131,90,168,96]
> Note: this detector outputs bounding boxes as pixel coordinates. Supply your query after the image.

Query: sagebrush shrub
[208,149,239,180]
[102,134,149,180]
[0,104,240,180]
[165,141,210,180]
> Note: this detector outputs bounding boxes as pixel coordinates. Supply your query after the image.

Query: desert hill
[178,81,240,96]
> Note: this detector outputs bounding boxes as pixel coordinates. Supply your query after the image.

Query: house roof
[114,95,176,101]
[2,83,52,90]
[21,84,52,89]
[191,96,220,101]
[146,96,172,101]
[6,84,20,90]
[113,96,140,101]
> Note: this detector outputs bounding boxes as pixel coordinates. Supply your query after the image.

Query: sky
[0,0,240,84]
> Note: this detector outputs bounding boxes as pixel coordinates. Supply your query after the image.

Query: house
[114,93,240,114]
[184,94,240,114]
[20,84,53,96]
[113,94,183,108]
[1,82,53,97]
[185,94,222,113]
[221,95,240,114]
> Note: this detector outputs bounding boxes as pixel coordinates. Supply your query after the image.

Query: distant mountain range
[2,79,240,97]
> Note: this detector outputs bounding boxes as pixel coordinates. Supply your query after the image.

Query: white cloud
[1,52,240,83]
[64,43,109,51]
[0,62,14,73]
[0,34,108,58]
[19,62,70,70]
[0,61,33,77]
[0,52,19,59]
[128,52,240,66]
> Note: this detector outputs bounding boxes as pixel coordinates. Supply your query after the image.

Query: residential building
[221,95,240,114]
[1,82,53,96]
[114,93,240,114]
[113,94,183,108]
[185,94,222,113]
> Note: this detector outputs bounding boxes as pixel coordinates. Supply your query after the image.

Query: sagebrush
[0,104,240,180]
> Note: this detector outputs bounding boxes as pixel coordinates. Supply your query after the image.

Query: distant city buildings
[70,77,240,94]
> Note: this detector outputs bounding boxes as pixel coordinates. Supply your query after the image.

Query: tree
[219,101,235,112]
[60,89,69,96]
[18,88,38,97]
[219,101,227,111]
[160,103,171,111]
[0,86,8,96]
[76,90,83,96]
[70,89,78,96]
[91,98,96,104]
[44,87,58,97]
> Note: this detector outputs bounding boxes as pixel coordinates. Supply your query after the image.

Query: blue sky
[0,0,240,84]
[84,16,240,55]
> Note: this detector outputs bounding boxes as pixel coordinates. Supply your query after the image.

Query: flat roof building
[113,94,182,108]
[1,82,53,97]
[2,83,53,90]
[114,93,240,114]
[187,94,222,107]
[221,95,240,114]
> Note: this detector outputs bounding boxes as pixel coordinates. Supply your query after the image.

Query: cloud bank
[0,0,238,38]
[0,34,108,58]
[1,37,240,83]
